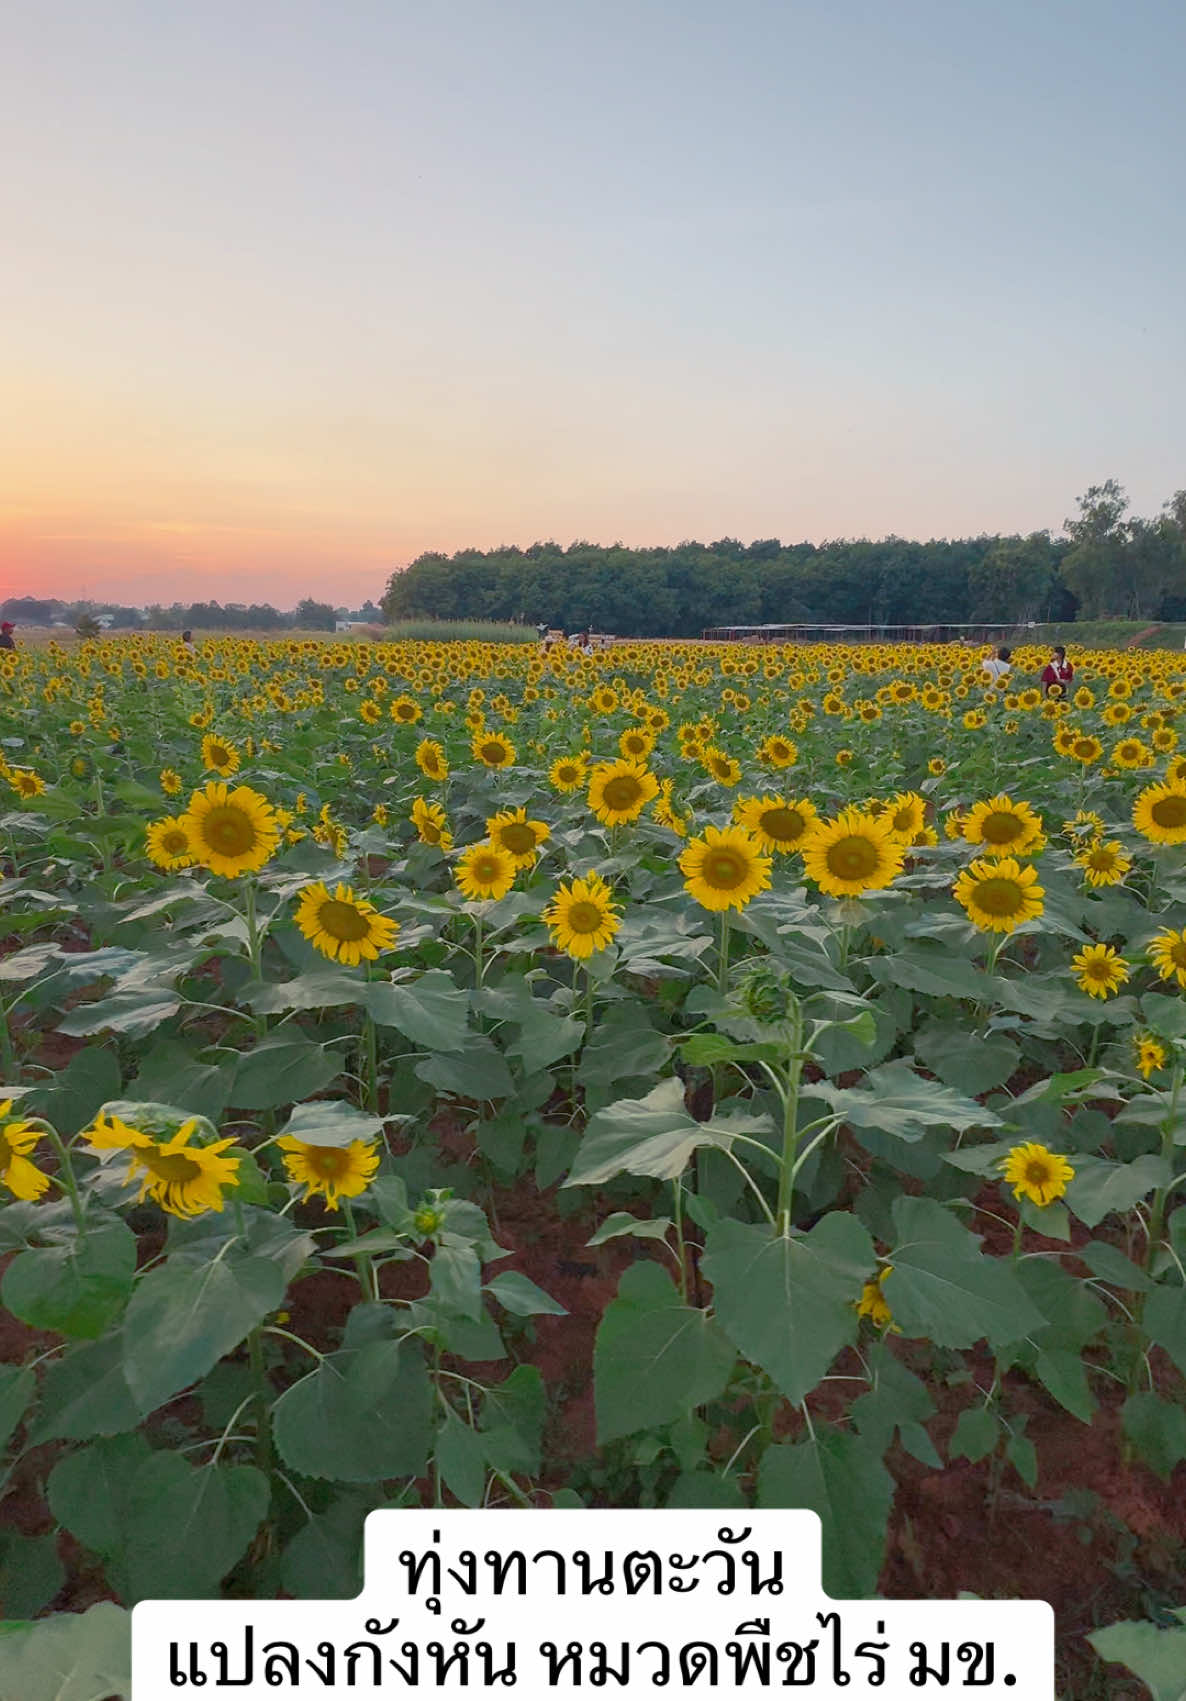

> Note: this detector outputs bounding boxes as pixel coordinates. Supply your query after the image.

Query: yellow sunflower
[954,856,1044,933]
[276,1136,380,1210]
[145,815,196,871]
[1071,942,1129,999]
[856,1267,897,1332]
[159,767,183,796]
[962,794,1043,856]
[1133,781,1186,845]
[732,794,817,854]
[9,770,45,798]
[180,781,279,878]
[1111,737,1153,770]
[800,809,905,898]
[702,747,742,787]
[471,730,517,769]
[679,824,772,913]
[1067,733,1103,765]
[1148,927,1186,988]
[487,807,550,868]
[390,695,423,725]
[586,758,659,827]
[1075,839,1131,887]
[549,754,587,793]
[455,840,516,902]
[84,1113,240,1219]
[294,882,400,966]
[414,738,448,781]
[0,1102,51,1201]
[200,734,240,777]
[757,734,798,768]
[618,727,655,761]
[411,797,453,851]
[883,791,927,842]
[1000,1141,1074,1209]
[542,871,622,957]
[1134,1033,1168,1079]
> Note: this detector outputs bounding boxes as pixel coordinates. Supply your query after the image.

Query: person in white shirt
[981,646,1012,685]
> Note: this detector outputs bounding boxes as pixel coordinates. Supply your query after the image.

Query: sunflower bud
[413,1202,447,1237]
[737,966,794,1025]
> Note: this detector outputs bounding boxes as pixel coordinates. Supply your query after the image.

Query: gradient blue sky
[2,0,1183,605]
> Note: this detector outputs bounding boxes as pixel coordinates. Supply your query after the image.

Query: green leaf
[884,1197,1045,1349]
[506,1007,584,1075]
[815,1060,998,1141]
[1144,1285,1186,1380]
[870,946,992,1002]
[0,1364,35,1454]
[1081,1239,1153,1291]
[0,1604,131,1701]
[121,1252,285,1412]
[0,1529,65,1620]
[850,1351,936,1456]
[666,1471,748,1510]
[1089,1615,1186,1701]
[47,1435,152,1565]
[272,1342,432,1482]
[677,1032,784,1067]
[1066,1156,1170,1227]
[701,1214,873,1406]
[1121,1392,1186,1481]
[246,968,369,1014]
[364,970,470,1050]
[429,1240,483,1320]
[479,1365,546,1475]
[757,1428,893,1598]
[567,1078,769,1187]
[577,1008,671,1092]
[126,1040,233,1123]
[57,990,181,1040]
[31,1335,141,1442]
[415,1038,514,1101]
[276,1099,385,1149]
[436,1409,488,1507]
[485,1270,567,1316]
[1034,1348,1096,1424]
[279,1492,370,1600]
[915,1024,1020,1095]
[1006,1431,1038,1488]
[230,1034,341,1110]
[121,1456,270,1600]
[949,1406,999,1463]
[594,1262,736,1444]
[2,1219,137,1339]
[587,1212,674,1246]
[26,1048,121,1137]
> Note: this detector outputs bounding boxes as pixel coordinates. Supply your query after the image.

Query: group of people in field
[982,642,1074,696]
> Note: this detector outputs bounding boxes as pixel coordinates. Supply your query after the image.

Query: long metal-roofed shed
[700,622,1033,644]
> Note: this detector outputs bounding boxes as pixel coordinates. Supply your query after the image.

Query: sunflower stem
[43,1124,86,1234]
[473,911,485,990]
[246,1326,273,1479]
[717,909,732,994]
[244,878,267,1039]
[0,996,17,1078]
[584,964,595,1040]
[342,1198,376,1297]
[672,1177,688,1301]
[774,998,805,1234]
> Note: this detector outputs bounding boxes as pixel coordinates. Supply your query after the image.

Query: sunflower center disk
[707,854,743,888]
[973,878,1023,916]
[1152,796,1186,828]
[500,825,538,854]
[566,901,604,934]
[762,808,802,842]
[602,778,642,811]
[981,813,1023,844]
[319,900,372,942]
[203,807,257,855]
[827,837,880,879]
[142,1150,203,1184]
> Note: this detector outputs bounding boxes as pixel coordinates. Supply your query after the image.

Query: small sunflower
[856,1267,897,1331]
[1071,942,1129,999]
[732,794,817,854]
[618,727,655,761]
[359,699,382,725]
[411,796,453,851]
[487,807,550,868]
[471,730,517,769]
[1134,1033,1168,1079]
[1133,780,1186,845]
[757,734,798,768]
[0,1102,51,1201]
[276,1136,380,1210]
[586,758,659,827]
[390,695,423,725]
[800,808,905,898]
[1075,839,1131,887]
[702,747,742,787]
[549,754,588,793]
[455,840,516,902]
[679,824,772,913]
[145,815,196,871]
[962,794,1043,856]
[1148,927,1186,988]
[1000,1141,1074,1209]
[9,770,45,798]
[542,871,622,957]
[1111,737,1154,770]
[181,781,279,878]
[414,738,448,781]
[160,767,183,796]
[883,791,927,842]
[954,856,1044,934]
[200,734,241,777]
[84,1113,240,1219]
[294,882,400,966]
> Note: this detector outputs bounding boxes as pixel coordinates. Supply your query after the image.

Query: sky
[1,0,1184,608]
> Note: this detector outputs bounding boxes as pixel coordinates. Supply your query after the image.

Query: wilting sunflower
[276,1136,380,1210]
[1133,780,1186,845]
[548,754,587,793]
[200,734,241,777]
[962,794,1043,856]
[800,809,905,899]
[543,871,622,957]
[455,840,516,902]
[181,781,279,878]
[487,807,550,868]
[1148,926,1186,989]
[1075,839,1131,887]
[0,1102,50,1201]
[411,797,453,851]
[145,815,196,871]
[679,824,772,913]
[84,1113,240,1219]
[414,738,448,781]
[1071,942,1129,999]
[160,767,183,796]
[471,730,517,769]
[1000,1141,1074,1209]
[954,856,1045,933]
[733,795,817,854]
[856,1267,897,1332]
[587,758,660,827]
[1134,1033,1169,1079]
[294,882,400,966]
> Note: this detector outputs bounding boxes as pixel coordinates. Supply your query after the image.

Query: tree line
[0,598,382,632]
[379,482,1186,637]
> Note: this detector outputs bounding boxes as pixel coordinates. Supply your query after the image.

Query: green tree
[295,599,337,631]
[1062,480,1130,618]
[968,533,1055,621]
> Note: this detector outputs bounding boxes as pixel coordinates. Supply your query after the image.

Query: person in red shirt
[1040,644,1073,696]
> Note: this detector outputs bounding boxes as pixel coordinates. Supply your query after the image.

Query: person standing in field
[0,622,15,650]
[981,645,1012,685]
[1040,644,1074,696]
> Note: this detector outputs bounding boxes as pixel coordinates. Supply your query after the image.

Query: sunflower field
[2,632,1186,1692]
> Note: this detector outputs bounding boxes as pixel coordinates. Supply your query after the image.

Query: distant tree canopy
[380,484,1186,638]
